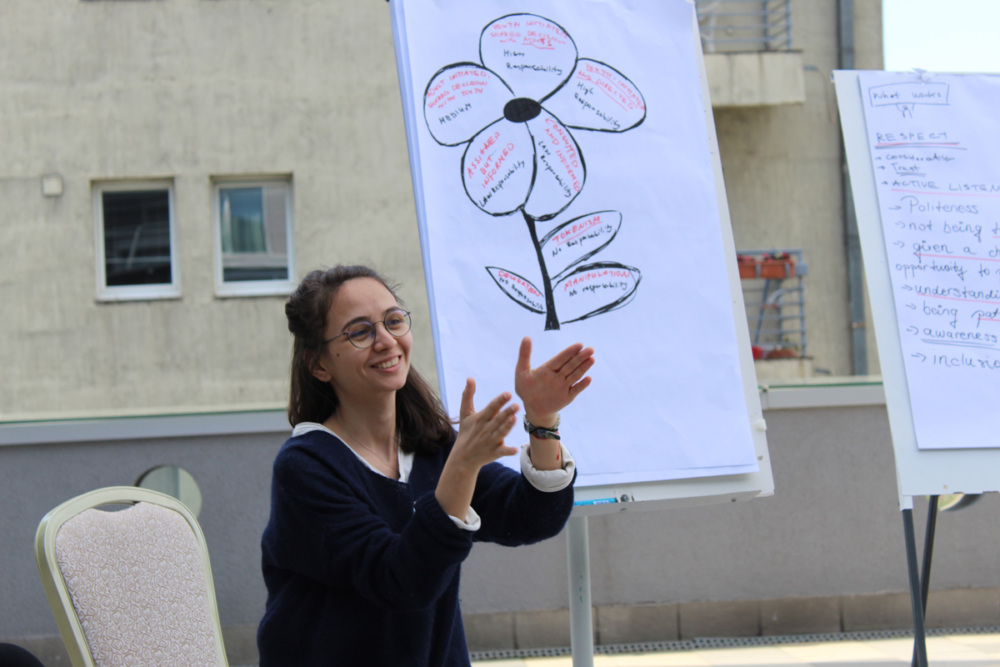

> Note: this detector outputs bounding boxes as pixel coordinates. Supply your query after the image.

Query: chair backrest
[35,486,229,667]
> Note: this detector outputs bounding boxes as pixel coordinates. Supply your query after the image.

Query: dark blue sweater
[257,429,575,666]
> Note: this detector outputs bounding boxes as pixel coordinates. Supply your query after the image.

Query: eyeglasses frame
[322,309,411,349]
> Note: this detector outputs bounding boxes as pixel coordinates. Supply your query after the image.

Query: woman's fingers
[537,344,594,385]
[459,377,477,420]
[489,403,519,442]
[568,375,593,399]
[515,342,596,419]
[462,389,515,432]
[516,337,533,376]
[481,390,513,419]
[563,352,596,385]
[496,444,519,458]
[544,342,586,373]
[485,402,518,442]
[533,345,595,390]
[457,387,519,462]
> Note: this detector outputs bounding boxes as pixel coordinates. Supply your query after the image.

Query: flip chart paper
[392,0,758,485]
[857,71,1000,450]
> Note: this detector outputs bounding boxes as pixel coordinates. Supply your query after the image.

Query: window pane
[102,189,172,286]
[219,184,289,283]
[221,188,266,254]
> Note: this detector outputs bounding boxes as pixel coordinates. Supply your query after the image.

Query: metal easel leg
[567,515,594,667]
[901,505,928,667]
[911,496,938,667]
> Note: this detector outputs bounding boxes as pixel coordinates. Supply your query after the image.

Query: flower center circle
[503,98,542,123]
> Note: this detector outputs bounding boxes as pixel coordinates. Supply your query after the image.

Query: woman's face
[312,277,412,403]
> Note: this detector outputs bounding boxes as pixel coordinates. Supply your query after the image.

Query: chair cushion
[55,502,223,667]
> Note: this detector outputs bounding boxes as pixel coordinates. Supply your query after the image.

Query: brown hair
[285,265,453,454]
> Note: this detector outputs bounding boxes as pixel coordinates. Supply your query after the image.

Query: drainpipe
[838,0,869,375]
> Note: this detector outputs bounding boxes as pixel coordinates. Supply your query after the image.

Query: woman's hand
[452,378,520,468]
[515,337,595,427]
[515,337,594,471]
[436,378,519,520]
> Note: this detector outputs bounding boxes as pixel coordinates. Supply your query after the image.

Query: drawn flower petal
[424,64,514,146]
[542,59,646,133]
[522,110,585,220]
[480,14,577,102]
[461,119,535,216]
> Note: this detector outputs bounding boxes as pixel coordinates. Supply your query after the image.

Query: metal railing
[696,0,792,53]
[737,249,807,359]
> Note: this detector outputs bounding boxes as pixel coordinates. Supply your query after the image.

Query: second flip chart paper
[392,0,758,485]
[858,71,1000,450]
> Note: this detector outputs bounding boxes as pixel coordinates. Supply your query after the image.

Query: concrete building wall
[1,0,434,419]
[3,1,881,419]
[714,0,883,377]
[3,397,998,664]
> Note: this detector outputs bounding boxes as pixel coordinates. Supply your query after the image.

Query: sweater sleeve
[520,442,575,492]
[262,439,474,611]
[469,458,576,546]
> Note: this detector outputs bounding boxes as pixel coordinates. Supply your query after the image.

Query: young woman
[257,265,594,666]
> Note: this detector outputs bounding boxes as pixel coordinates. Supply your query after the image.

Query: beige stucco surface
[1,0,431,418]
[2,0,881,417]
[713,0,882,377]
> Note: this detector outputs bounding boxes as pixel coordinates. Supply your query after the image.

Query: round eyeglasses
[323,309,411,349]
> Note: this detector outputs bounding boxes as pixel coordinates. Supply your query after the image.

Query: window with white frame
[94,181,180,301]
[213,179,295,296]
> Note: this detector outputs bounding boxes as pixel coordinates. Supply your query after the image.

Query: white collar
[293,422,414,482]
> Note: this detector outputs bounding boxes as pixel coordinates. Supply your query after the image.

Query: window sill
[96,286,182,302]
[214,281,295,298]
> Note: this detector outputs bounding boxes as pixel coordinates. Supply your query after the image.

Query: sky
[882,0,1000,73]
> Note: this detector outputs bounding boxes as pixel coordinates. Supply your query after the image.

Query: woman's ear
[309,351,333,383]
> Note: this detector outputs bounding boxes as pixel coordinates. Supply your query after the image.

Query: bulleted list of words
[860,72,1000,449]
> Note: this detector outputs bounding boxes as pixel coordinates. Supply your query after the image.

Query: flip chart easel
[834,69,1000,667]
[390,3,773,663]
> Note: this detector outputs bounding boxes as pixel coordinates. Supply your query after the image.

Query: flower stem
[523,210,559,330]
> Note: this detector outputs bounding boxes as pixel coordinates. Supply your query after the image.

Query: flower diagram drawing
[423,13,647,330]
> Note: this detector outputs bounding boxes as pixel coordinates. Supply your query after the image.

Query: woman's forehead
[329,278,398,321]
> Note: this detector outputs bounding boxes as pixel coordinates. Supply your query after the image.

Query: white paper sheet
[857,71,1000,450]
[392,0,758,485]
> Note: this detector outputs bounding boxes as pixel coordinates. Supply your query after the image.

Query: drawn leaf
[539,210,622,281]
[486,266,546,313]
[553,262,641,324]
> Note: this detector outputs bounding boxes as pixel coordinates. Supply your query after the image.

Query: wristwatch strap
[523,414,561,440]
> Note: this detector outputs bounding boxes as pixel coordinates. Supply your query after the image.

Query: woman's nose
[371,322,395,348]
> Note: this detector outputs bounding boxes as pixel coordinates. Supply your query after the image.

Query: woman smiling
[257,265,594,666]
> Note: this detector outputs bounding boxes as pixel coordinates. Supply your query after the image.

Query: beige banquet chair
[35,486,229,667]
